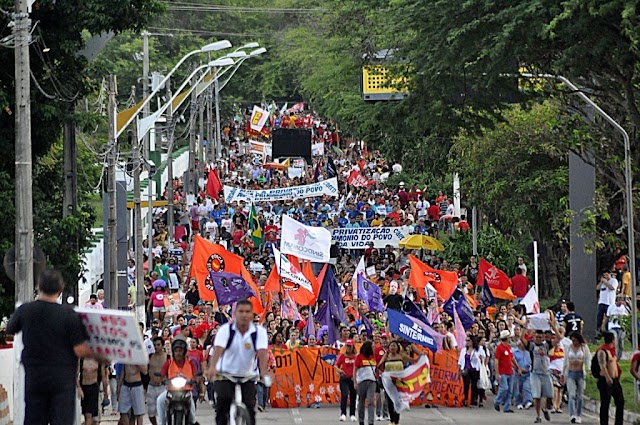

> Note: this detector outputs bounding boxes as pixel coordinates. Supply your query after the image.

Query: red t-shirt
[374,344,386,363]
[494,342,514,375]
[354,354,377,375]
[511,274,530,298]
[264,225,279,242]
[335,353,357,379]
[232,230,244,245]
[458,221,470,232]
[187,349,204,365]
[427,205,440,221]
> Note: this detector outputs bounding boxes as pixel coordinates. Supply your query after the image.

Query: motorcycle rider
[156,335,204,425]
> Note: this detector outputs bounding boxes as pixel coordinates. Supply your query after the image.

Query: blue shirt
[513,348,531,373]
[338,217,348,228]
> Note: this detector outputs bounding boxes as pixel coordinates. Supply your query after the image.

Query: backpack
[591,349,608,378]
[225,326,258,352]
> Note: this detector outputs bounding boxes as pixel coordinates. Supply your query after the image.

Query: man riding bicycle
[156,335,205,425]
[207,299,270,425]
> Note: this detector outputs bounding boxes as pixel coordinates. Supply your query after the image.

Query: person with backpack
[523,329,553,423]
[207,299,270,425]
[595,332,624,425]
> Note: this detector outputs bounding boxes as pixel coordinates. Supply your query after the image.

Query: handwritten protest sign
[76,308,148,365]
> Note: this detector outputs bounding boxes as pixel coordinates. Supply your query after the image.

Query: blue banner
[387,309,437,352]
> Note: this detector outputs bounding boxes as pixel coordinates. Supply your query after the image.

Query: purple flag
[443,288,475,330]
[209,271,256,306]
[318,266,345,322]
[304,307,316,339]
[315,301,340,344]
[361,314,374,337]
[357,275,385,312]
[281,291,302,322]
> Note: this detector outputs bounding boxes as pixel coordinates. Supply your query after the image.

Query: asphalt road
[98,397,601,425]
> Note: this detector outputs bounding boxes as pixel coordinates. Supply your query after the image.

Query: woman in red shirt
[232,223,245,254]
[335,340,358,421]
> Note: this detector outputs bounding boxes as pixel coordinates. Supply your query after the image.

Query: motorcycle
[165,376,193,425]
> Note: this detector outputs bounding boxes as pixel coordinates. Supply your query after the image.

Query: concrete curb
[584,397,640,424]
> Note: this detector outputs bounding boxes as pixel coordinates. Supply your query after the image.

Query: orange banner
[269,347,464,408]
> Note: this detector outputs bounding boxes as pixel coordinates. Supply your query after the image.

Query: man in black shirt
[7,269,107,424]
[562,302,583,334]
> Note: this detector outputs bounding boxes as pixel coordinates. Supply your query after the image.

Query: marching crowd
[7,108,635,425]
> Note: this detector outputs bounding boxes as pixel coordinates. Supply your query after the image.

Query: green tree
[0,0,163,317]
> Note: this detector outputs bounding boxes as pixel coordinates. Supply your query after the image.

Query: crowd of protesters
[67,107,632,425]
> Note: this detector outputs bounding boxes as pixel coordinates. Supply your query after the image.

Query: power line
[147,27,272,37]
[162,2,328,13]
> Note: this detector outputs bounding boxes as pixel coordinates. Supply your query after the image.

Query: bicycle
[217,373,271,425]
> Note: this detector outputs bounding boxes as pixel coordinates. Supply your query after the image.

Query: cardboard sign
[76,308,149,365]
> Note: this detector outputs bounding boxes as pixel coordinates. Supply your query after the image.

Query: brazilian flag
[249,204,263,246]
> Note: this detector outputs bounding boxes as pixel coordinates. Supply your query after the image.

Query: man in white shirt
[603,295,629,359]
[207,300,270,425]
[597,272,619,334]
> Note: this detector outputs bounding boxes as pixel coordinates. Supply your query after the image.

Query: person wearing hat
[494,330,518,413]
[155,335,204,425]
[335,340,358,422]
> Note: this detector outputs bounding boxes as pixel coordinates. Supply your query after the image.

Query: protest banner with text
[224,178,339,203]
[331,227,408,249]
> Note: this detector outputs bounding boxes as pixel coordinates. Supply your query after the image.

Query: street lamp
[116,40,232,139]
[521,72,637,400]
[211,46,268,159]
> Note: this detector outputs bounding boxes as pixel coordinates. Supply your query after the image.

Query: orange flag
[263,266,280,292]
[408,255,458,301]
[301,260,320,298]
[259,292,273,323]
[189,235,263,313]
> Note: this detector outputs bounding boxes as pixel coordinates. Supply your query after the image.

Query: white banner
[281,215,331,262]
[223,177,339,203]
[332,226,409,249]
[250,105,269,131]
[288,167,303,179]
[76,308,148,365]
[312,142,325,156]
[249,139,272,157]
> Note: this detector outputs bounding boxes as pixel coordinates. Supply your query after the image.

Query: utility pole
[214,71,222,159]
[187,75,198,196]
[14,0,33,304]
[198,93,204,173]
[63,104,78,218]
[166,78,176,241]
[142,31,150,155]
[132,106,144,320]
[107,75,118,309]
[206,85,213,164]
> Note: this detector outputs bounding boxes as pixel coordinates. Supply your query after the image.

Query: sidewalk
[584,396,639,424]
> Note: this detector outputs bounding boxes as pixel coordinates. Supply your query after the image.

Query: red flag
[408,255,458,301]
[206,169,222,200]
[478,259,511,290]
[478,258,516,300]
[263,266,280,292]
[188,235,263,313]
[348,170,369,188]
[301,260,320,298]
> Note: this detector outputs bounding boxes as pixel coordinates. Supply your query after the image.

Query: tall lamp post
[521,72,637,400]
[213,47,267,159]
